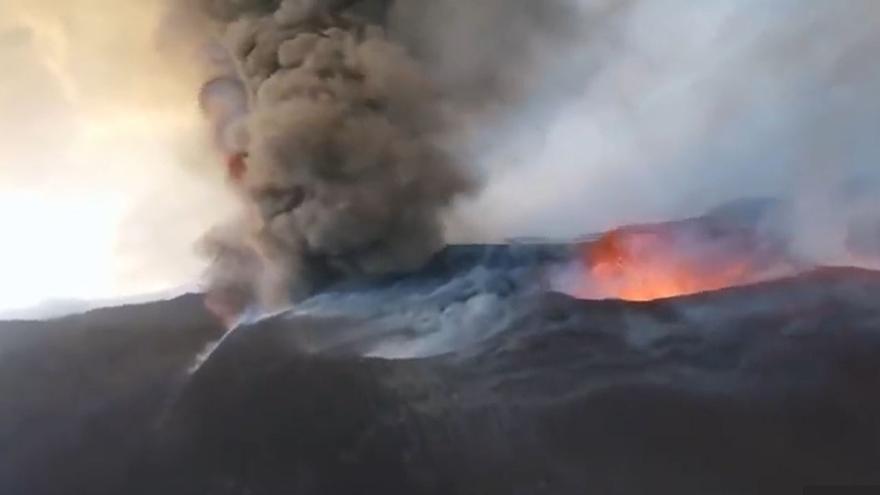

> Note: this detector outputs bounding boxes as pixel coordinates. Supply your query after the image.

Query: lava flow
[580,225,763,301]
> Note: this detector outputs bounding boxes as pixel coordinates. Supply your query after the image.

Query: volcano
[2,204,880,495]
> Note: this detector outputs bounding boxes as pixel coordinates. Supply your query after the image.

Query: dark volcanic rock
[0,295,224,495]
[3,266,880,494]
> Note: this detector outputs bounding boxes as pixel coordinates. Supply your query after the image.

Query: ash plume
[186,0,472,318]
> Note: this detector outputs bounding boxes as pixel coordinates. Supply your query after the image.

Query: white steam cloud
[419,0,880,267]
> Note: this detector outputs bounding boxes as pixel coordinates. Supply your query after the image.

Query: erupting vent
[562,207,798,302]
[585,228,755,301]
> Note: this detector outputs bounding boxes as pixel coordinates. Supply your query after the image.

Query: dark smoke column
[195,0,471,321]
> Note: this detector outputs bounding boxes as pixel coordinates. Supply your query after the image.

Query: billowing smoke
[179,0,880,322]
[189,0,880,322]
[183,0,472,319]
[3,0,878,318]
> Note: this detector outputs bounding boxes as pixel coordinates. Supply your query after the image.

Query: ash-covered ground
[2,205,880,495]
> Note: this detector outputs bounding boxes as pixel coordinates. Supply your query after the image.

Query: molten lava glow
[584,229,755,301]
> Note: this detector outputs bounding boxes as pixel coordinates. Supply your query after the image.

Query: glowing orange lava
[584,228,756,301]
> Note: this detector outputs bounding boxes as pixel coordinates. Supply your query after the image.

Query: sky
[0,0,237,313]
